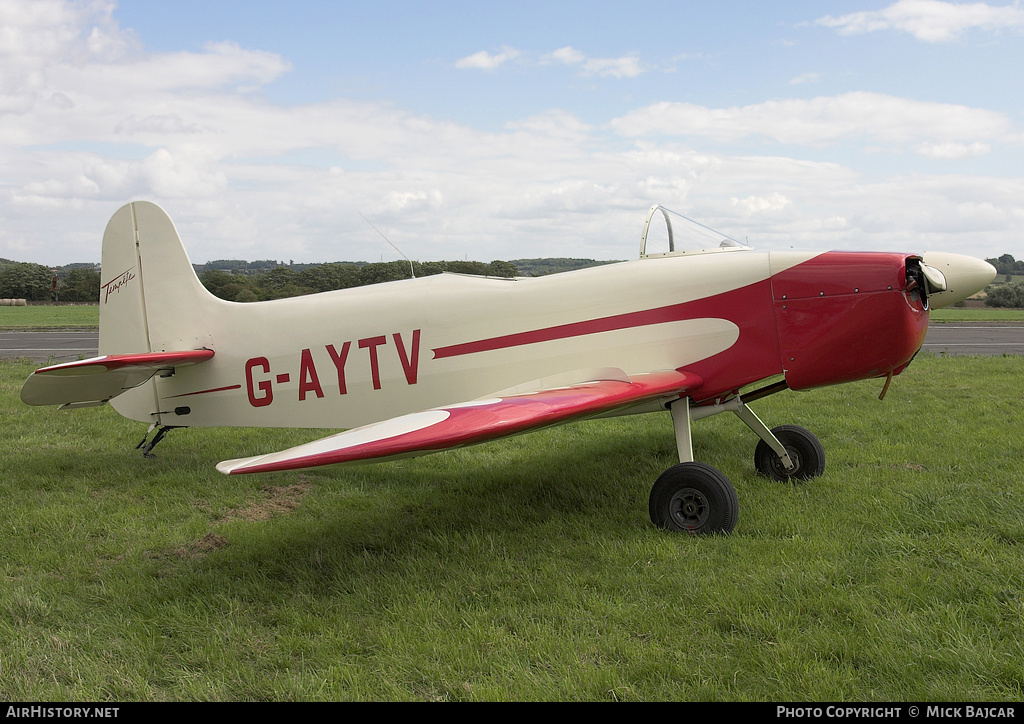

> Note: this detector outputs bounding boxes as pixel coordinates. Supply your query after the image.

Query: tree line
[987,254,1024,277]
[0,257,614,303]
[199,259,519,302]
[11,252,1018,306]
[983,254,1024,308]
[0,259,100,302]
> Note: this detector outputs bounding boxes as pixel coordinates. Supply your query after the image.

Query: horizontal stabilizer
[21,349,214,407]
[217,369,702,475]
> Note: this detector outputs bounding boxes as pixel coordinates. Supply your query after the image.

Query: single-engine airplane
[21,201,995,534]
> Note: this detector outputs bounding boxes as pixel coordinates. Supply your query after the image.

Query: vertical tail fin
[100,201,218,355]
[99,201,221,422]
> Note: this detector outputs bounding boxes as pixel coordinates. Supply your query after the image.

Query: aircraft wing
[217,369,702,475]
[20,349,215,408]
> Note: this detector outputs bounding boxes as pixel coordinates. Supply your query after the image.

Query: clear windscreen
[640,205,750,258]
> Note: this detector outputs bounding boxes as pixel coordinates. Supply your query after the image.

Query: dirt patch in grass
[171,532,230,559]
[153,480,313,561]
[220,480,313,523]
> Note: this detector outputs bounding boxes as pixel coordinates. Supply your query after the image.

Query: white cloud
[51,41,291,97]
[548,46,586,66]
[504,109,593,140]
[609,92,1013,156]
[545,45,646,78]
[115,114,207,136]
[816,0,1024,42]
[456,45,647,78]
[141,148,228,198]
[454,46,521,70]
[914,141,992,159]
[789,72,822,85]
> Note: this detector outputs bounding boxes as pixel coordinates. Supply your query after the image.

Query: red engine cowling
[771,251,929,391]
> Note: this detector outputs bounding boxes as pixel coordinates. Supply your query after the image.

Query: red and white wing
[217,369,702,475]
[20,350,215,408]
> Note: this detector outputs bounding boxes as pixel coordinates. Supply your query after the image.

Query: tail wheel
[649,462,738,535]
[754,424,826,481]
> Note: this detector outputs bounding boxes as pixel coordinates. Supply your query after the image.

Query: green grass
[2,355,1024,701]
[1,305,1021,331]
[930,307,1024,322]
[0,305,98,329]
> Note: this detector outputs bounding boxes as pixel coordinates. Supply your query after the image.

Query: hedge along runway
[2,323,1023,364]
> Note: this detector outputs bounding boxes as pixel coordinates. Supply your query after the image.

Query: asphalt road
[920,323,1024,356]
[2,323,1023,365]
[0,330,101,364]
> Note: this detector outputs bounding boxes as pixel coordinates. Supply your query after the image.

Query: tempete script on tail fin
[21,349,214,408]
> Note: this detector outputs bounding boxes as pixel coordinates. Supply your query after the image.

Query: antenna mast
[359,213,415,279]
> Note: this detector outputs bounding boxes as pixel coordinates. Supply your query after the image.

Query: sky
[1,0,1023,267]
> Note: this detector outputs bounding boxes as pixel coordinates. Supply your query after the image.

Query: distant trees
[58,267,101,302]
[0,259,101,302]
[0,254,620,305]
[197,259,522,302]
[297,263,363,294]
[0,262,53,301]
[981,254,1024,308]
[986,254,1024,276]
[984,282,1024,308]
[511,258,619,276]
[197,269,254,302]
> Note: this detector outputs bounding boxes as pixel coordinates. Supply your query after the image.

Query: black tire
[753,424,826,482]
[649,462,738,535]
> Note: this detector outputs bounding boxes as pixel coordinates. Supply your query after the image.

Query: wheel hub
[669,488,709,529]
[772,446,801,478]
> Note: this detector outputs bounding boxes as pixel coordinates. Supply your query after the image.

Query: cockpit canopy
[640,205,751,259]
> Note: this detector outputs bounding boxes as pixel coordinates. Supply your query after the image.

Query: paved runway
[920,323,1024,356]
[0,330,101,364]
[2,323,1023,365]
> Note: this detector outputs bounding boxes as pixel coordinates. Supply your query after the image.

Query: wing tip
[216,458,250,475]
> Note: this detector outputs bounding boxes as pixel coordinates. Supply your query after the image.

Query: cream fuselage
[115,249,804,429]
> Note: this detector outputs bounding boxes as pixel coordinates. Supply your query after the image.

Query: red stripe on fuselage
[431,277,783,401]
[166,384,242,398]
[433,301,731,359]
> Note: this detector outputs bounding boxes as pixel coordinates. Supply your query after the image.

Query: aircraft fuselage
[111,248,928,430]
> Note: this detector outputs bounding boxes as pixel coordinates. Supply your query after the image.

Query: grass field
[0,305,98,329]
[2,354,1023,701]
[1,304,1021,332]
[931,307,1024,322]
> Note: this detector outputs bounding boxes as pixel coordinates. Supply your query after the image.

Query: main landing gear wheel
[753,424,826,482]
[649,462,738,535]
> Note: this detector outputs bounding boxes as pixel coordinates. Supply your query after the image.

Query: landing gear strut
[649,389,826,535]
[135,424,181,458]
[753,424,826,481]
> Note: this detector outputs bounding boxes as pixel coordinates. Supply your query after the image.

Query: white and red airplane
[21,201,995,534]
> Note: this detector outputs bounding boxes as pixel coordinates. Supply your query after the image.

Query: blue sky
[2,0,1023,266]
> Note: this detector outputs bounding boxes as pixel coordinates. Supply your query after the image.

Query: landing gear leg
[687,395,826,481]
[135,424,181,458]
[753,424,826,481]
[649,398,738,535]
[732,401,796,473]
[670,397,694,463]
